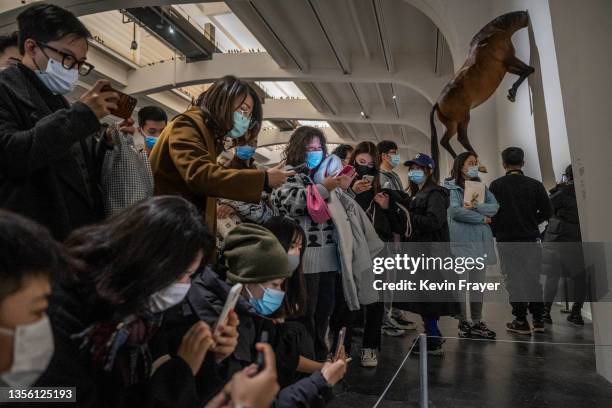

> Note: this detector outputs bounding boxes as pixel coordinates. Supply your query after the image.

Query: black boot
[543,302,553,324]
[567,303,584,326]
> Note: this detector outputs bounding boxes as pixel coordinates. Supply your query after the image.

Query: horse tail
[430,103,440,183]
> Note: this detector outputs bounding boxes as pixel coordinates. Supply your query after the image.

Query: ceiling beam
[306,0,350,74]
[262,99,429,136]
[376,83,388,108]
[372,0,395,72]
[0,0,212,33]
[347,0,371,61]
[121,52,445,104]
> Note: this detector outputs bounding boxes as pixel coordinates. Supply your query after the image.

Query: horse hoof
[478,165,488,174]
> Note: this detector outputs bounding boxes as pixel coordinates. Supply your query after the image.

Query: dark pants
[302,271,336,361]
[363,302,384,350]
[498,240,544,321]
[330,274,355,356]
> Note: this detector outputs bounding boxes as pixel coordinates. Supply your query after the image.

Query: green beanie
[224,223,292,284]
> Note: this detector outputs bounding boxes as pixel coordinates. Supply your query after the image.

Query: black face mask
[355,164,377,177]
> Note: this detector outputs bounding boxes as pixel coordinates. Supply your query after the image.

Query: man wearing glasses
[0,4,120,239]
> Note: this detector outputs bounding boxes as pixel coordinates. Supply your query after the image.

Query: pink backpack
[306,184,332,224]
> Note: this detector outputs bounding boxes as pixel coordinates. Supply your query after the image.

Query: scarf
[71,312,163,386]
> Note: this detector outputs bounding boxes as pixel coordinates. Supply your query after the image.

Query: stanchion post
[419,333,428,408]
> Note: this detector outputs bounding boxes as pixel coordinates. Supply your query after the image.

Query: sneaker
[412,336,444,356]
[384,313,416,331]
[543,311,553,324]
[360,348,378,367]
[382,326,406,337]
[567,313,584,326]
[470,321,496,339]
[506,319,531,335]
[390,309,417,330]
[532,320,546,333]
[458,320,472,338]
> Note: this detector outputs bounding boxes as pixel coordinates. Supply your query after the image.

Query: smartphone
[214,283,243,335]
[335,327,346,361]
[256,331,269,372]
[101,85,137,119]
[336,165,354,177]
[292,162,308,172]
[362,175,374,183]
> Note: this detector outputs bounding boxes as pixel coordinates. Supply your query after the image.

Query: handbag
[306,184,332,224]
[101,126,154,217]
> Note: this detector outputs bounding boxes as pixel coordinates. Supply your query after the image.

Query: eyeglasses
[37,42,95,76]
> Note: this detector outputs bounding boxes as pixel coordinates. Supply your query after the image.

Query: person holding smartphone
[271,126,353,361]
[0,4,123,240]
[347,142,408,367]
[150,75,294,238]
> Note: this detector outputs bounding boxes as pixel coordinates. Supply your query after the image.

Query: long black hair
[64,196,213,319]
[262,216,307,318]
[448,151,479,189]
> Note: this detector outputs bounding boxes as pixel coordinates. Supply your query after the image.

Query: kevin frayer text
[373,279,501,293]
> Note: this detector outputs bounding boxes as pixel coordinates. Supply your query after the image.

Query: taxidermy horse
[430,11,534,180]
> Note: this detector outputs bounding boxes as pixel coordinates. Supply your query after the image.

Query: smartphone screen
[335,327,346,361]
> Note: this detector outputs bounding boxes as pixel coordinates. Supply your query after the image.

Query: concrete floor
[329,303,612,408]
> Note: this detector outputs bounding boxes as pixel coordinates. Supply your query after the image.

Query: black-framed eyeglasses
[38,42,95,76]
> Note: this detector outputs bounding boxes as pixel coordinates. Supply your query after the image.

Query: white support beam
[262,99,430,136]
[122,52,446,104]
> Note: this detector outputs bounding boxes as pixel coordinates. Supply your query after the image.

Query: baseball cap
[404,153,436,169]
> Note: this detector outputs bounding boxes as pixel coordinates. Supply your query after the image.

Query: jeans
[457,267,486,322]
[302,271,336,361]
[498,240,544,321]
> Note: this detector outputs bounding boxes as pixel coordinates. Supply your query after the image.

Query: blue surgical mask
[306,151,324,169]
[227,111,251,139]
[236,145,256,160]
[287,254,300,272]
[35,58,78,95]
[247,285,285,316]
[145,136,158,150]
[466,166,479,178]
[408,169,426,184]
[390,154,401,167]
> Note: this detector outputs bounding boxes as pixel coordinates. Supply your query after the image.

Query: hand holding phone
[214,283,243,335]
[362,175,375,183]
[100,84,137,119]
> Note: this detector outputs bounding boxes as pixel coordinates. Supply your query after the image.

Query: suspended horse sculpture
[430,11,534,180]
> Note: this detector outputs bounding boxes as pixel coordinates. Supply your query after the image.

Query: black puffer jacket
[35,280,200,408]
[544,182,581,242]
[158,267,332,408]
[408,183,450,243]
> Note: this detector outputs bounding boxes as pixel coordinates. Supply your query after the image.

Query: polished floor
[330,303,612,408]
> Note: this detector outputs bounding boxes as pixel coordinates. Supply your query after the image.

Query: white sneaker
[360,348,378,367]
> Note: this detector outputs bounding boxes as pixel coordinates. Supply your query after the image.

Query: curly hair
[283,126,328,167]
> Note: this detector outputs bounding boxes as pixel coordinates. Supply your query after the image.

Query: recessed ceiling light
[392,95,397,100]
[168,26,175,34]
[360,111,365,116]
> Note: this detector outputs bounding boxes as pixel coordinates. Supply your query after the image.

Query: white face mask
[148,282,191,313]
[0,315,55,388]
[35,58,78,95]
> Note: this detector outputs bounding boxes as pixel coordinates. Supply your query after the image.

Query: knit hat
[224,223,292,283]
